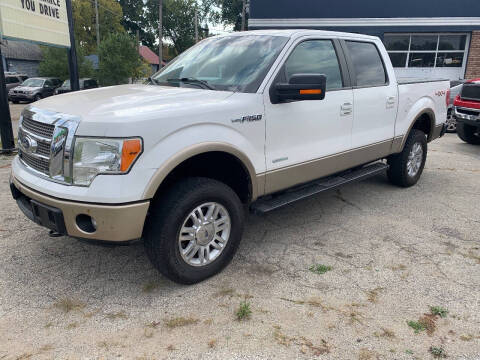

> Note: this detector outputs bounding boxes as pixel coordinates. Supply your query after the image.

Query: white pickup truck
[10,30,448,284]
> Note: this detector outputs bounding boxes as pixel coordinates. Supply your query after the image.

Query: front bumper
[454,107,480,128]
[10,177,150,242]
[9,93,35,101]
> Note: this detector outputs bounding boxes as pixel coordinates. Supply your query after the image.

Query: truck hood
[34,84,234,121]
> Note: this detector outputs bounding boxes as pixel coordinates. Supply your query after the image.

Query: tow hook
[49,230,63,238]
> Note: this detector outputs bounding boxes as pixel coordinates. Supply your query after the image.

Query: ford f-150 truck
[10,30,448,284]
[453,78,480,144]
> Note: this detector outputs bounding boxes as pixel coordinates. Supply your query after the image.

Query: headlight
[72,137,142,186]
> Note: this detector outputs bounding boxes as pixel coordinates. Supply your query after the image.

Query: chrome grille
[21,116,55,138]
[17,107,81,184]
[36,142,51,157]
[19,150,50,174]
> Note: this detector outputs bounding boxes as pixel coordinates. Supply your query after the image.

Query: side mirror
[273,74,326,103]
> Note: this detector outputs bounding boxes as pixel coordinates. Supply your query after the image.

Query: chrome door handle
[341,103,353,116]
[386,96,396,108]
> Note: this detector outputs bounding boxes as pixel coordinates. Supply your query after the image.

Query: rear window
[345,41,387,87]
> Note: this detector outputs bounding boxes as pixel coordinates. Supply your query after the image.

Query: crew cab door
[342,40,398,148]
[264,38,354,194]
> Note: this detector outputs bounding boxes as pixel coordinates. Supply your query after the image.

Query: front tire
[387,129,427,187]
[457,122,480,145]
[144,177,245,284]
[34,94,42,102]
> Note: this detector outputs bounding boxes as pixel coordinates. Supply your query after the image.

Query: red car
[453,78,480,144]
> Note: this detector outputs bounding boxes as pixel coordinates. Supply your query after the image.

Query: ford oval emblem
[20,135,38,154]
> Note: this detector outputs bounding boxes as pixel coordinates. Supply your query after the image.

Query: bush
[97,33,142,86]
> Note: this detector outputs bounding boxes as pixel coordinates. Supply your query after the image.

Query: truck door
[342,40,398,149]
[264,38,354,194]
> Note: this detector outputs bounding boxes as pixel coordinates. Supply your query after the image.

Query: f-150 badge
[231,114,263,124]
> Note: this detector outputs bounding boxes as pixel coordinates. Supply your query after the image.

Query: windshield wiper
[148,77,159,85]
[167,77,215,90]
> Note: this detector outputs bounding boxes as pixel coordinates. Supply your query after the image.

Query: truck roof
[217,29,379,41]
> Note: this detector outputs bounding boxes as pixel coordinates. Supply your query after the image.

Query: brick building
[249,0,480,81]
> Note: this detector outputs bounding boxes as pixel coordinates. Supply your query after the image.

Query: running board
[251,162,389,214]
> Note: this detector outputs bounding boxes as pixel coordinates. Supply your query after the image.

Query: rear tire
[387,129,427,187]
[457,122,480,145]
[144,177,245,284]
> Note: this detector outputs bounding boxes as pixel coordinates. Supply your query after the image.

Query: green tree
[38,46,94,80]
[145,0,211,55]
[97,32,142,86]
[215,0,246,31]
[73,0,125,54]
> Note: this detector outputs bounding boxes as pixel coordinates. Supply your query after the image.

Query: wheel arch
[143,142,260,203]
[399,108,436,151]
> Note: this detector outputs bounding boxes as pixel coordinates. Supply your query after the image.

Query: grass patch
[142,281,159,293]
[214,287,235,297]
[236,300,252,320]
[374,328,395,339]
[366,287,383,303]
[460,334,473,341]
[407,320,426,334]
[164,317,199,328]
[105,311,128,320]
[430,306,448,318]
[430,346,447,358]
[309,264,332,275]
[53,298,86,313]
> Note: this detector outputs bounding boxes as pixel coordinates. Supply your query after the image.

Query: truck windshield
[151,35,289,93]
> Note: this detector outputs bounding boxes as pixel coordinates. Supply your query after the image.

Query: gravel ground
[0,133,479,360]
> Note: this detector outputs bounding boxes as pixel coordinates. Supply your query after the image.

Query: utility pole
[241,0,246,31]
[95,0,100,49]
[66,0,80,91]
[0,44,15,152]
[194,10,198,43]
[158,0,163,69]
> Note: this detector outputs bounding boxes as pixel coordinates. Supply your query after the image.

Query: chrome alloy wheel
[446,112,457,132]
[406,142,423,177]
[178,202,231,267]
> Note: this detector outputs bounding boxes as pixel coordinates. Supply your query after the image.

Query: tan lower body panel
[12,178,150,242]
[264,140,394,195]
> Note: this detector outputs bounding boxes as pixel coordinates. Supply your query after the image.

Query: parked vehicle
[453,78,480,144]
[8,77,61,103]
[55,78,99,95]
[10,30,448,284]
[5,74,28,91]
[446,81,465,133]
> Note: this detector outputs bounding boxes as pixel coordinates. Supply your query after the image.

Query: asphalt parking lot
[0,134,479,360]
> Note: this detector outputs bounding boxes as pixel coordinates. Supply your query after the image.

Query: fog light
[76,214,97,233]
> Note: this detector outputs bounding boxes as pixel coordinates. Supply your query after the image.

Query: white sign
[0,0,70,47]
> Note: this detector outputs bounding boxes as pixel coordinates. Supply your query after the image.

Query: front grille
[36,142,51,156]
[19,150,50,175]
[457,108,479,116]
[21,116,55,138]
[461,84,480,102]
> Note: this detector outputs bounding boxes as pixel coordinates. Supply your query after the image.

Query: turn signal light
[121,139,142,172]
[300,89,322,95]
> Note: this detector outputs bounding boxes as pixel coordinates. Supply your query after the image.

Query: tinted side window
[345,41,387,87]
[45,80,53,87]
[285,40,343,90]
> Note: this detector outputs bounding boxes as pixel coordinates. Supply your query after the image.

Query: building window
[384,33,468,69]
